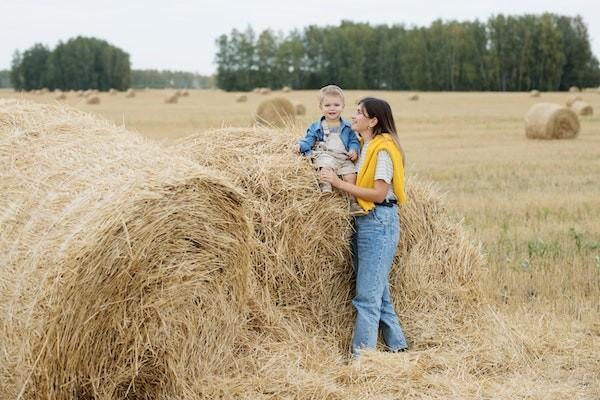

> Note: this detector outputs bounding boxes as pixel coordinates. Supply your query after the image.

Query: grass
[2,88,599,397]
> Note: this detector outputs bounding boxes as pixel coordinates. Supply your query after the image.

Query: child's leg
[342,173,356,184]
[342,173,366,216]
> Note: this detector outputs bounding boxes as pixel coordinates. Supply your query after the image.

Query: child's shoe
[349,201,367,217]
[319,181,332,193]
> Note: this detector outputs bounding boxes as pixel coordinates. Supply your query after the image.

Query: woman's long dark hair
[358,97,406,164]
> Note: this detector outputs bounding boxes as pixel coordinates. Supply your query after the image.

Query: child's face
[320,95,344,121]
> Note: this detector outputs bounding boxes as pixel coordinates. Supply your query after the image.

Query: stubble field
[1,88,598,398]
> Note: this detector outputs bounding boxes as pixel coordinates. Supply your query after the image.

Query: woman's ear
[369,117,378,128]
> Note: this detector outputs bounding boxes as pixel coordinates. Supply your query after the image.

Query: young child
[293,85,365,216]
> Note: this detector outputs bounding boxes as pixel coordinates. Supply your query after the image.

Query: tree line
[10,37,131,91]
[215,14,600,91]
[131,70,215,89]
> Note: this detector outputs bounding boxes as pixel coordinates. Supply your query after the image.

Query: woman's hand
[318,168,343,188]
[347,150,358,161]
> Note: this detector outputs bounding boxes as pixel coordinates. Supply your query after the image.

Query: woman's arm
[318,168,389,203]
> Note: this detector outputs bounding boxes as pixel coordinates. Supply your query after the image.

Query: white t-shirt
[356,141,396,201]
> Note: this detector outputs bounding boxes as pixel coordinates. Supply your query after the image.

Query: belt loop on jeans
[374,199,397,207]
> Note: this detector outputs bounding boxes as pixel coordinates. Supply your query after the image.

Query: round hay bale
[109,88,117,95]
[568,86,580,93]
[255,97,295,127]
[530,90,540,97]
[236,94,248,103]
[292,100,306,116]
[85,95,100,105]
[408,93,419,101]
[164,92,179,104]
[125,88,136,98]
[282,86,292,92]
[524,103,579,140]
[570,100,593,116]
[181,90,190,97]
[176,127,484,351]
[566,95,583,107]
[55,91,67,100]
[0,99,252,399]
[259,88,272,95]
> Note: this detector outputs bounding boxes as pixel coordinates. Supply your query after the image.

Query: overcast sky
[1,0,598,75]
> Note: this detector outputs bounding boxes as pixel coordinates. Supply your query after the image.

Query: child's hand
[347,150,358,161]
[293,143,301,154]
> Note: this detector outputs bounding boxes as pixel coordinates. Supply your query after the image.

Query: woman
[319,97,408,356]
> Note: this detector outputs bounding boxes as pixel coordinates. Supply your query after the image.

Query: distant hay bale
[85,95,100,105]
[259,88,272,95]
[255,97,295,127]
[252,88,260,93]
[566,95,583,107]
[282,86,292,92]
[530,90,540,97]
[236,94,248,103]
[292,100,306,115]
[181,90,190,97]
[174,90,182,96]
[408,93,419,101]
[0,99,252,399]
[176,126,484,352]
[569,86,580,93]
[164,92,179,104]
[570,100,593,116]
[525,103,579,140]
[109,88,117,95]
[125,88,136,98]
[55,92,67,100]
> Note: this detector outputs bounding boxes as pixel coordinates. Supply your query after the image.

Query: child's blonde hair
[319,85,345,105]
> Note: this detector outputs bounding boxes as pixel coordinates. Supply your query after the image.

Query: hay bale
[236,94,248,103]
[525,103,579,139]
[530,90,540,97]
[0,99,252,399]
[259,88,272,95]
[408,93,419,101]
[292,100,306,116]
[252,88,261,93]
[181,90,190,97]
[164,92,179,104]
[569,86,580,93]
[85,95,100,105]
[570,100,593,116]
[566,95,583,107]
[174,89,182,96]
[55,91,67,100]
[125,88,136,98]
[255,97,295,127]
[176,127,484,351]
[282,86,292,92]
[109,88,117,95]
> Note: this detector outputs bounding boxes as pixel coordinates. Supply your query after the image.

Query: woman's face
[351,104,375,133]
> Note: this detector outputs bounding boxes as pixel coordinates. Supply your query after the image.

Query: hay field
[1,89,599,398]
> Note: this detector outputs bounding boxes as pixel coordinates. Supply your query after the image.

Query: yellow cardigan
[356,133,407,212]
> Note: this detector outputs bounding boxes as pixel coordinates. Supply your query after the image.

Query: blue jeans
[351,205,407,356]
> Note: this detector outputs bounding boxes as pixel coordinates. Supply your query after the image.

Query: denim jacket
[297,116,360,156]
